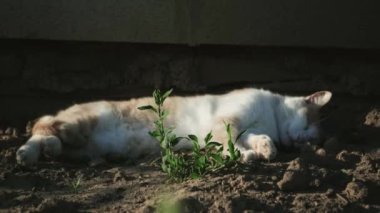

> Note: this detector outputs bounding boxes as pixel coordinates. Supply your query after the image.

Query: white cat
[16,88,332,166]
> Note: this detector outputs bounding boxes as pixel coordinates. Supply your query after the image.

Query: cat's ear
[305,91,332,107]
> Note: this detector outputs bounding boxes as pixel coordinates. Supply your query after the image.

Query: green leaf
[235,150,241,158]
[153,89,161,105]
[188,134,198,142]
[170,137,186,147]
[228,140,235,158]
[192,140,201,154]
[229,147,241,161]
[205,141,222,148]
[162,89,173,102]
[161,161,167,171]
[161,110,169,118]
[225,123,232,137]
[162,154,169,162]
[200,156,207,165]
[235,129,247,142]
[137,105,157,112]
[166,129,174,136]
[204,132,213,143]
[149,130,160,138]
[217,146,223,153]
[210,153,224,164]
[191,172,201,179]
[153,120,162,127]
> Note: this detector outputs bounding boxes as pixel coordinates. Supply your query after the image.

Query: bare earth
[0,102,379,212]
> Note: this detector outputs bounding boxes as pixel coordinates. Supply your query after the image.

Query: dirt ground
[0,97,379,212]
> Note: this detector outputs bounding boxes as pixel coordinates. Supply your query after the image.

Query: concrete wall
[1,0,380,48]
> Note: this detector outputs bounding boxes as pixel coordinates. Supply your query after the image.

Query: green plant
[188,133,222,178]
[138,89,188,181]
[225,123,245,165]
[70,176,82,193]
[138,89,243,181]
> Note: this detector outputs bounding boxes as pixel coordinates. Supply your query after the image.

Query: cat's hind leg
[240,134,277,163]
[16,116,63,166]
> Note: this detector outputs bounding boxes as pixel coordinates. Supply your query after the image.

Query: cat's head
[281,91,332,147]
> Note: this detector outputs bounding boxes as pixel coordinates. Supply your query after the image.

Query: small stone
[336,150,361,163]
[364,108,380,127]
[344,181,368,202]
[277,158,310,191]
[12,128,19,137]
[336,150,349,161]
[26,121,33,135]
[4,127,12,135]
[315,148,326,157]
[325,188,334,197]
[318,168,328,178]
[313,179,321,187]
[113,170,126,183]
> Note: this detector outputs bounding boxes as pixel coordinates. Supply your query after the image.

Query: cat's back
[217,88,278,114]
[54,101,112,124]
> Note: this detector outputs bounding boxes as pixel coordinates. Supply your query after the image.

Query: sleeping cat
[16,88,332,166]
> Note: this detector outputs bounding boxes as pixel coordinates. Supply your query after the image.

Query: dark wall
[1,39,380,127]
[1,1,380,48]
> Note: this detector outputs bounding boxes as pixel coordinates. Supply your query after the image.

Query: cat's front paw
[248,135,277,161]
[240,150,256,163]
[16,135,62,166]
[16,143,40,166]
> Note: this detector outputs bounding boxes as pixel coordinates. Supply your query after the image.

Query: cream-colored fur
[16,88,332,166]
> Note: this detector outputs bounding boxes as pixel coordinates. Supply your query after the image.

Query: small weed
[225,122,245,165]
[70,176,82,193]
[139,89,243,181]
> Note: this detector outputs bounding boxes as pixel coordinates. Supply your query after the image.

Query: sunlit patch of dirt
[0,104,379,212]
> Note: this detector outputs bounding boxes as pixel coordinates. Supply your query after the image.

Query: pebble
[4,127,12,135]
[315,148,326,157]
[325,188,334,197]
[344,181,368,202]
